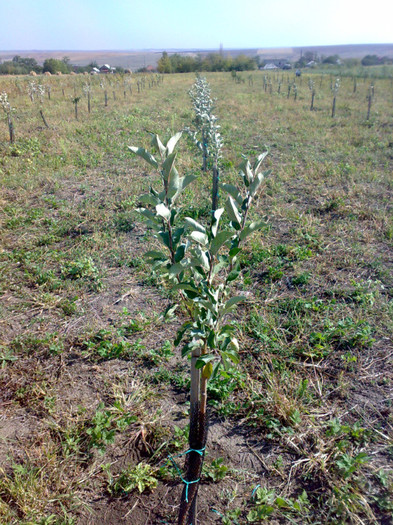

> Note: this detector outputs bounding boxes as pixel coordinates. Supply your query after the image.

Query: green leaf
[162,152,177,183]
[275,497,288,508]
[168,262,185,276]
[249,172,264,198]
[172,283,199,294]
[229,247,241,257]
[239,158,253,186]
[220,183,243,206]
[167,166,180,199]
[223,295,246,313]
[227,270,240,282]
[225,196,242,227]
[195,354,215,369]
[165,131,182,155]
[128,146,158,168]
[172,227,185,244]
[239,220,264,242]
[138,207,156,220]
[180,174,197,192]
[174,322,192,346]
[190,248,209,270]
[224,346,240,364]
[253,151,268,173]
[211,208,224,237]
[157,231,170,249]
[160,303,178,321]
[139,193,160,206]
[190,231,208,246]
[150,134,166,158]
[211,230,234,255]
[184,217,206,233]
[156,203,171,220]
[144,250,166,261]
[174,244,186,263]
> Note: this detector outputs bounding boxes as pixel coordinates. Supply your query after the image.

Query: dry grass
[0,69,392,524]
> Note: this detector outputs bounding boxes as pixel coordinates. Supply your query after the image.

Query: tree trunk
[202,131,207,172]
[331,96,336,118]
[366,94,372,120]
[177,354,208,525]
[310,91,315,111]
[40,110,49,128]
[212,164,219,212]
[104,91,108,107]
[88,92,91,113]
[7,114,15,143]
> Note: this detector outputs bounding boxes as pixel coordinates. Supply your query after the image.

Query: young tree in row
[0,92,15,143]
[129,124,270,524]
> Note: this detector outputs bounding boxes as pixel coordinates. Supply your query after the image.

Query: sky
[0,0,392,50]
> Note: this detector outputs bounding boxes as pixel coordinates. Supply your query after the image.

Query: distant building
[306,61,316,68]
[99,64,116,74]
[263,63,278,70]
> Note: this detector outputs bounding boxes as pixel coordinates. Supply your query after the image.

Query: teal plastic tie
[166,447,206,503]
[251,484,261,500]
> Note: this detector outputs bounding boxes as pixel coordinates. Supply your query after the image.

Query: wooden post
[310,91,315,111]
[40,110,49,128]
[7,114,15,143]
[366,90,372,120]
[212,164,219,212]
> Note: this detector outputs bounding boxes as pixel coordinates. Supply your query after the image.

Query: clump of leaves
[60,257,102,291]
[203,457,228,482]
[108,462,158,494]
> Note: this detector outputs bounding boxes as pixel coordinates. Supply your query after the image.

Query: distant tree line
[0,56,126,75]
[361,55,392,66]
[157,52,257,73]
[0,55,43,75]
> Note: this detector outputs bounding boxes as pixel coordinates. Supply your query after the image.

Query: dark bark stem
[178,350,208,525]
[331,96,336,118]
[367,94,372,120]
[310,91,315,111]
[7,115,15,143]
[40,110,49,128]
[212,163,219,212]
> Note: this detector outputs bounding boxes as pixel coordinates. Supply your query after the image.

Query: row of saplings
[129,75,271,524]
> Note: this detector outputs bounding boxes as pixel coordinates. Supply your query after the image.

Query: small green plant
[0,347,18,367]
[202,457,228,482]
[336,452,371,479]
[86,404,116,453]
[60,257,102,291]
[108,462,158,494]
[82,329,131,360]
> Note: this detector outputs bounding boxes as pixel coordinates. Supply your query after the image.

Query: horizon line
[1,42,393,53]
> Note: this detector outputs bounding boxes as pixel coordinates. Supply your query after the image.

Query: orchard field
[0,69,392,524]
